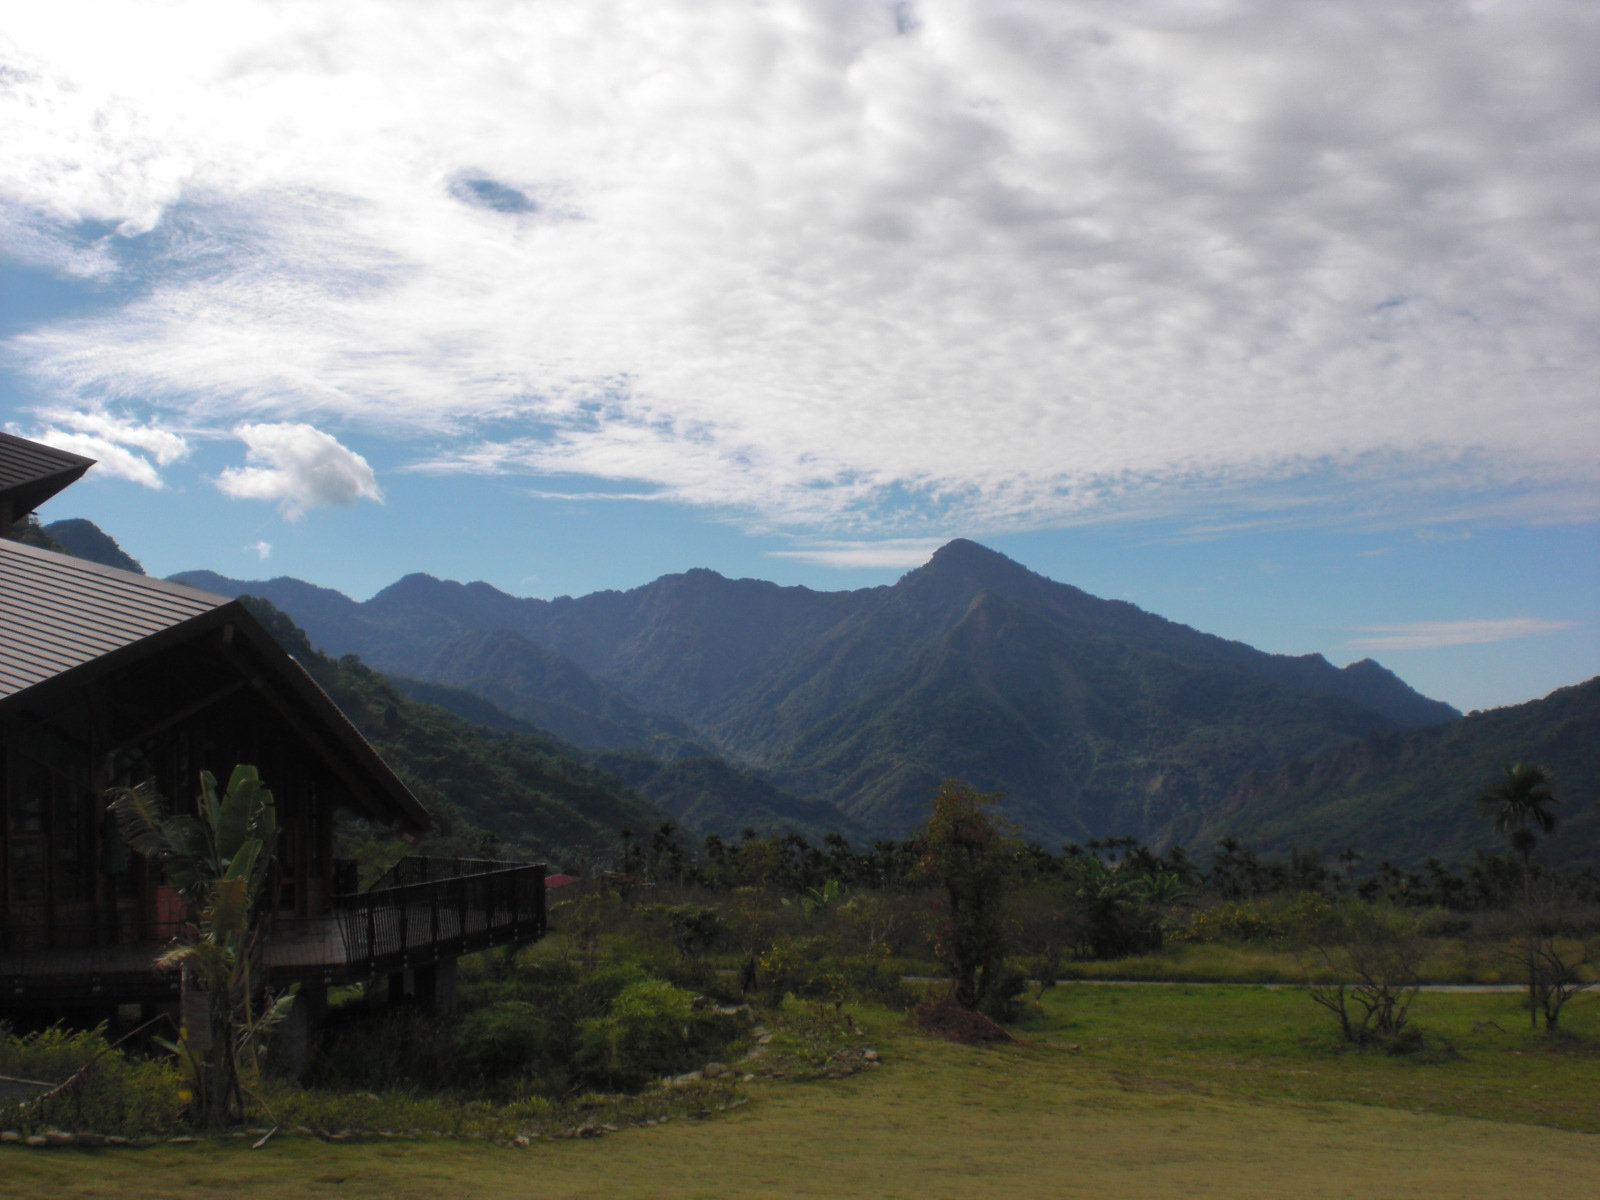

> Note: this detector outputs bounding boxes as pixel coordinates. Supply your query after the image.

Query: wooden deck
[1,859,546,1005]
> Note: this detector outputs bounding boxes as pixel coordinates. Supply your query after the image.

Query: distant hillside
[420,628,705,756]
[1202,677,1600,870]
[43,518,145,573]
[388,673,848,843]
[238,597,670,860]
[179,540,1463,846]
[3,515,65,553]
[592,752,868,845]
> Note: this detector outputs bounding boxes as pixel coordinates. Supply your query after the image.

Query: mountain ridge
[172,538,1464,845]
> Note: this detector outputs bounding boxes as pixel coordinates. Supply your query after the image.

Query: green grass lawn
[5,985,1597,1199]
[1024,981,1600,1132]
[1052,937,1536,984]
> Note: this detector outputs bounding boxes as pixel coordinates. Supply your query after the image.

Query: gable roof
[0,538,224,699]
[0,432,94,526]
[0,538,430,832]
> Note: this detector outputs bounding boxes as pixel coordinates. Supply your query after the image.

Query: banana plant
[107,765,282,1127]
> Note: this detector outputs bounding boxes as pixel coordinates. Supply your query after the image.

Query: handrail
[335,858,545,978]
[1,857,547,997]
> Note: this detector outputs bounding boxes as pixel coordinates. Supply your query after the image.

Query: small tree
[1300,902,1428,1048]
[107,765,282,1127]
[911,780,1014,1014]
[1506,880,1597,1032]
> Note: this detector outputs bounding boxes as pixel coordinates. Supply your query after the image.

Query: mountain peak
[920,539,1033,579]
[906,539,1056,599]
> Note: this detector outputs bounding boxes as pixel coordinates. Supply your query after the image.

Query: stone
[0,1132,20,1143]
[44,1130,76,1146]
[863,1049,879,1061]
[25,1136,47,1148]
[702,1062,728,1078]
[513,1135,530,1148]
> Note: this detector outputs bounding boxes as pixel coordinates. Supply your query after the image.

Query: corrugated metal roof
[0,432,95,517]
[0,539,228,701]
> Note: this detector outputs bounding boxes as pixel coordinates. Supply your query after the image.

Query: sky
[1,0,1596,714]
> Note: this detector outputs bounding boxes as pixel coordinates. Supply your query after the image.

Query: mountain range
[172,539,1471,848]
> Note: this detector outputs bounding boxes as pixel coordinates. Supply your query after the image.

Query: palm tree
[1475,761,1558,877]
[1474,760,1559,1029]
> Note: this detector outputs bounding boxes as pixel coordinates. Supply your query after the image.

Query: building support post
[413,957,458,1018]
[277,981,327,1082]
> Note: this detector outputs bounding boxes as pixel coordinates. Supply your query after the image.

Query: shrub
[0,1023,184,1135]
[574,979,741,1091]
[455,1001,547,1082]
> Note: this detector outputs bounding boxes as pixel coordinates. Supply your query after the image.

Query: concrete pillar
[277,982,328,1082]
[387,970,414,1004]
[413,957,458,1017]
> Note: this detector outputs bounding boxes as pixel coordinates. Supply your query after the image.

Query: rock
[742,1074,757,1082]
[672,1070,703,1085]
[0,1132,20,1143]
[599,1124,619,1133]
[105,1136,129,1146]
[863,1049,879,1061]
[78,1133,106,1147]
[166,1135,197,1145]
[757,1034,773,1045]
[513,1135,530,1148]
[25,1136,47,1148]
[702,1062,728,1078]
[44,1130,76,1146]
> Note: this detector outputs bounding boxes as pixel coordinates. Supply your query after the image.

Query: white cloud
[768,538,948,569]
[216,422,381,520]
[252,540,271,559]
[3,1,1599,534]
[1348,618,1580,652]
[18,409,189,487]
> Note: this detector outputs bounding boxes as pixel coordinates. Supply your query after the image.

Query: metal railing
[334,857,546,978]
[1,858,546,1001]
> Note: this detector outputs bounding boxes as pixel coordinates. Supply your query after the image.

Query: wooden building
[0,434,543,1027]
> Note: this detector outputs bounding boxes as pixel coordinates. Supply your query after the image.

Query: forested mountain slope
[238,598,669,861]
[1200,676,1600,870]
[177,540,1461,845]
